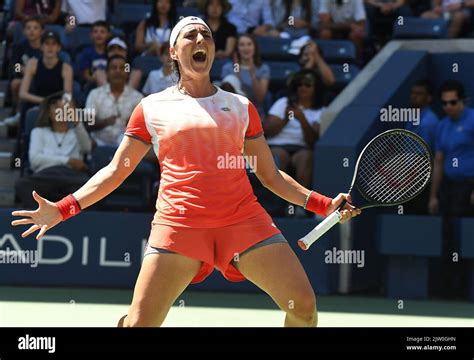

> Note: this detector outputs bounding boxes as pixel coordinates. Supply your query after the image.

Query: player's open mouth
[192,49,207,63]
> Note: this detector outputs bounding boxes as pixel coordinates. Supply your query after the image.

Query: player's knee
[287,290,317,322]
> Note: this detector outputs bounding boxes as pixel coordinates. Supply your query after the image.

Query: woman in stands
[201,0,237,59]
[135,0,177,56]
[220,34,270,115]
[264,69,325,195]
[15,91,91,208]
[11,17,360,327]
[298,40,335,87]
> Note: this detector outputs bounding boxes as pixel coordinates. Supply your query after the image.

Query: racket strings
[362,150,428,195]
[361,142,429,199]
[360,137,430,202]
[376,155,430,202]
[357,133,431,204]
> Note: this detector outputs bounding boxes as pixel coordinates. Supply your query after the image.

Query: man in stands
[429,79,473,299]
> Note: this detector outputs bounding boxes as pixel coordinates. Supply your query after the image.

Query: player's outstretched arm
[243,135,360,222]
[11,136,151,239]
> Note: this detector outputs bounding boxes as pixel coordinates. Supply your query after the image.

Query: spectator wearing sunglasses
[264,70,324,193]
[428,79,473,299]
[430,79,474,217]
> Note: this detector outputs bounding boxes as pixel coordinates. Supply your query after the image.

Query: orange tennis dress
[124,86,281,283]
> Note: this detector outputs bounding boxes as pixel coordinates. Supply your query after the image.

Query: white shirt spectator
[62,0,107,25]
[227,0,275,34]
[266,97,324,146]
[142,68,175,96]
[86,84,143,146]
[29,123,92,173]
[145,27,171,45]
[272,0,320,29]
[319,0,366,24]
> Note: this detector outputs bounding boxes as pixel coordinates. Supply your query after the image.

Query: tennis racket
[298,129,433,251]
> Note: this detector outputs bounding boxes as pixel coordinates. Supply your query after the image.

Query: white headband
[169,16,211,48]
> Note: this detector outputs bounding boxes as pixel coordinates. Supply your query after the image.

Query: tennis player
[11,17,360,327]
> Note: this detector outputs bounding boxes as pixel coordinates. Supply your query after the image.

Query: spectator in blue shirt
[226,0,280,36]
[403,79,438,215]
[76,21,111,91]
[428,79,472,299]
[406,79,439,152]
[429,80,474,216]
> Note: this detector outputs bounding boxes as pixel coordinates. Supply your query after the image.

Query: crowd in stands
[0,0,473,220]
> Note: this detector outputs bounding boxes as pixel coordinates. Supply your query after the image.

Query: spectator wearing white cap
[104,36,144,91]
[85,55,143,146]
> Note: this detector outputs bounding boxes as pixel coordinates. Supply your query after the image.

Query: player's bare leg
[120,253,202,327]
[234,242,317,327]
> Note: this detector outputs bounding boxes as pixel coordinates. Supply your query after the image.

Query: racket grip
[297,210,342,251]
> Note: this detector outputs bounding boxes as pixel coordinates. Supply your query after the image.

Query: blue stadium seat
[176,7,202,19]
[256,36,297,61]
[132,55,162,80]
[329,63,360,89]
[21,106,40,175]
[90,145,157,211]
[12,23,67,46]
[267,61,301,90]
[378,215,443,299]
[314,40,357,64]
[112,4,150,28]
[393,17,448,39]
[65,26,93,57]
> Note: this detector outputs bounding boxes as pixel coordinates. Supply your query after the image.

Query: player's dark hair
[23,15,45,29]
[439,79,466,100]
[145,0,177,29]
[413,79,434,96]
[172,58,181,81]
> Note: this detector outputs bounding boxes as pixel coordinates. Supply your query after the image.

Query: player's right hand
[11,191,63,240]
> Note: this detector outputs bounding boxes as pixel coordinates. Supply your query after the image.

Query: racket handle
[297,210,342,251]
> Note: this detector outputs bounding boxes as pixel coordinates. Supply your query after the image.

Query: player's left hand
[326,193,361,224]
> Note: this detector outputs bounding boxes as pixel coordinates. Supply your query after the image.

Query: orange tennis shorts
[146,211,283,283]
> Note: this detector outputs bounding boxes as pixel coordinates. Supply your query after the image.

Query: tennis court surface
[0,286,472,327]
